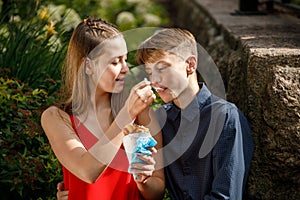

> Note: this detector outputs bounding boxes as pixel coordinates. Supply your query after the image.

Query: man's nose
[151,70,161,83]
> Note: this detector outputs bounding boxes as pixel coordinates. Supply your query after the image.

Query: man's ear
[186,55,197,75]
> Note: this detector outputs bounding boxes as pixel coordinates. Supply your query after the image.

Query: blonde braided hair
[61,17,122,116]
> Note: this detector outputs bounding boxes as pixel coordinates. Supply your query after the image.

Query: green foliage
[291,0,300,5]
[98,0,170,31]
[44,0,99,19]
[48,0,170,31]
[0,1,81,91]
[0,69,61,199]
[0,21,63,90]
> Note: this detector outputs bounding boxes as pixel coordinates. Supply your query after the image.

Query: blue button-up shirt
[155,84,254,200]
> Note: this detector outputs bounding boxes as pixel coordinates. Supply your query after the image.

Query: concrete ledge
[195,0,300,50]
[171,0,300,199]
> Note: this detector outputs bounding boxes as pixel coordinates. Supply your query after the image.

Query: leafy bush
[0,1,81,91]
[0,21,63,90]
[0,69,61,199]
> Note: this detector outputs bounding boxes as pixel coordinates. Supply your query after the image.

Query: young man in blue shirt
[135,28,254,200]
[57,28,254,200]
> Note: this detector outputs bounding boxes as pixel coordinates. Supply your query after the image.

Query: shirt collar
[166,83,212,122]
[196,83,211,110]
[164,103,180,121]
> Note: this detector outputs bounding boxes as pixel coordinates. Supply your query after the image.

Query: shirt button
[182,166,191,175]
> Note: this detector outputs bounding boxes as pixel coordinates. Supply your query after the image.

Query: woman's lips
[116,76,125,82]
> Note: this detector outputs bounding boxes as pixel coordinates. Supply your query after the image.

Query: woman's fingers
[135,86,155,103]
[135,78,155,103]
[132,78,151,91]
[125,78,156,119]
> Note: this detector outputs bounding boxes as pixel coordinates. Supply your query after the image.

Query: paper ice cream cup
[123,132,150,163]
[123,132,153,180]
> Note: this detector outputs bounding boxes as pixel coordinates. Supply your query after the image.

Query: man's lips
[152,86,166,93]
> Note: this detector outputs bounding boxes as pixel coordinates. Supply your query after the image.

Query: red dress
[62,115,142,200]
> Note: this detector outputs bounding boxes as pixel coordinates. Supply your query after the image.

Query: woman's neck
[77,93,113,136]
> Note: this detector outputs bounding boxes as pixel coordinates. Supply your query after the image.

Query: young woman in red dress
[41,17,164,200]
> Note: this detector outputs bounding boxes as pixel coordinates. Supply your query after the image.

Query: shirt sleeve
[204,105,251,200]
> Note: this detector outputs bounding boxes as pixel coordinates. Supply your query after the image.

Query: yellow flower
[39,7,49,20]
[46,21,58,37]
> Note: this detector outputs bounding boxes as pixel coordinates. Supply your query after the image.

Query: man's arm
[204,106,253,200]
[56,182,68,200]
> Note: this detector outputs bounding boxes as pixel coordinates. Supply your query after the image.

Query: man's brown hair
[136,28,197,65]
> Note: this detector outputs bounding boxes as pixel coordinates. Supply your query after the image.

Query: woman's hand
[126,78,156,120]
[129,147,157,184]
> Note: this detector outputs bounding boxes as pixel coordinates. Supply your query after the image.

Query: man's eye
[158,66,167,71]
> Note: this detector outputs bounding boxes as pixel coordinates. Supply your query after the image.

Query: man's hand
[129,147,157,184]
[57,182,69,200]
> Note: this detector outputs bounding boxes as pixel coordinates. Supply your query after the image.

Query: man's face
[144,53,189,103]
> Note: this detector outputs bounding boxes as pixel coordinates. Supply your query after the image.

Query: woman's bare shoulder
[41,106,69,124]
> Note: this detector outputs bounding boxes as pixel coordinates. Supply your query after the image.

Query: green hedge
[0,69,61,199]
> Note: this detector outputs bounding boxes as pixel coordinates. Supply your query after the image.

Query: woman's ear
[186,55,197,75]
[84,58,93,75]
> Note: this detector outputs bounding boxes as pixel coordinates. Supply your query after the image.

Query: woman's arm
[54,108,165,200]
[41,106,111,183]
[41,80,155,183]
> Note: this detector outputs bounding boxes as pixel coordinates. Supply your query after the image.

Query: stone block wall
[170,0,300,199]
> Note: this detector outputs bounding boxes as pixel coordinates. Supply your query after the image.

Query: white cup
[123,132,153,180]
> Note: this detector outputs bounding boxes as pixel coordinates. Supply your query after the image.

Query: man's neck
[173,81,200,109]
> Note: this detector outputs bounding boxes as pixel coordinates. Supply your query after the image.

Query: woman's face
[87,36,128,94]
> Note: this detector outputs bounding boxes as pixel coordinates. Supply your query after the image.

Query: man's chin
[160,95,175,104]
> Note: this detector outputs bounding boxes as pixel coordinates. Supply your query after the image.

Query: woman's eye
[112,60,119,65]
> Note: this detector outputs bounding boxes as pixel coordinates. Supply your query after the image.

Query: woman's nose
[121,61,129,73]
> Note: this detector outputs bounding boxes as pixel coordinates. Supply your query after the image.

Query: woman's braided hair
[83,17,119,39]
[62,17,122,115]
